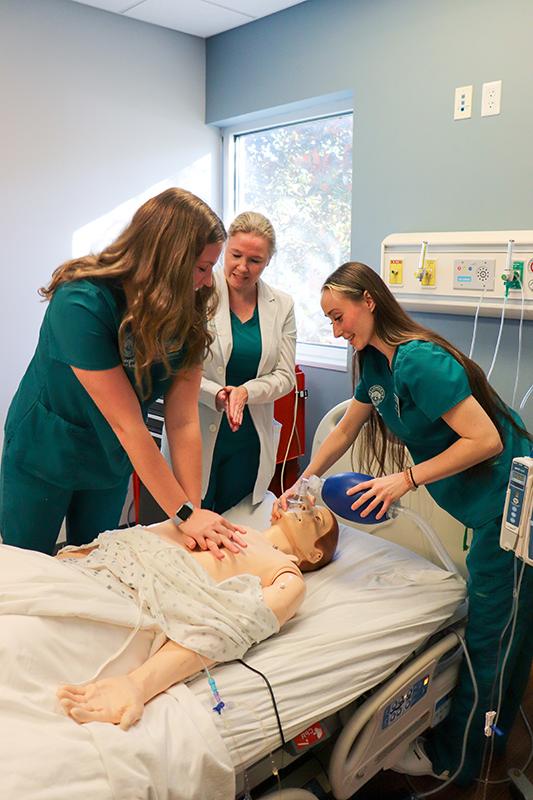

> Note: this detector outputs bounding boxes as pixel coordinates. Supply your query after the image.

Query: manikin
[56,506,339,730]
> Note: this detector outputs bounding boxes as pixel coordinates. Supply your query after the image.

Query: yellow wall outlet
[420,258,437,287]
[389,258,403,285]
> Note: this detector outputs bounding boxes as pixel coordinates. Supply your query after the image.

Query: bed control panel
[381,674,430,729]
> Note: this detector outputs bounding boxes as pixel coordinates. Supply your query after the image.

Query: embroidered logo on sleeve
[122,330,136,369]
[368,385,385,406]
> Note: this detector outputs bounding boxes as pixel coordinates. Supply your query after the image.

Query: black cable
[236,658,288,750]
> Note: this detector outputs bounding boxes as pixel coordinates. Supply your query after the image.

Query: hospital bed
[200,496,466,799]
[0,405,467,800]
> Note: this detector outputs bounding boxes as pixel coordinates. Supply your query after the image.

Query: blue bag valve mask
[322,472,390,525]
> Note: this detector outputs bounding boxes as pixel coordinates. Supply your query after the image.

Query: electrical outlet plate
[481,80,502,117]
[454,85,473,120]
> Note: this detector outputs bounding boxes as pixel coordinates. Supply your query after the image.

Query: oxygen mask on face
[286,475,323,514]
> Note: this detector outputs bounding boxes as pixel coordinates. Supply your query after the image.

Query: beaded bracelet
[403,468,418,491]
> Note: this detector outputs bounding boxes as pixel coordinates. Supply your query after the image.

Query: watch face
[177,502,193,522]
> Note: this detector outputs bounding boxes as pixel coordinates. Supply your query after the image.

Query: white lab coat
[199,269,296,504]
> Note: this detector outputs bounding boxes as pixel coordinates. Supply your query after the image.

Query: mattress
[184,523,466,770]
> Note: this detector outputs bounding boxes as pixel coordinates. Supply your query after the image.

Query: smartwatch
[172,500,194,527]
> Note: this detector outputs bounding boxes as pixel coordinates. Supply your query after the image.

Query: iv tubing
[280,384,299,494]
[486,293,507,381]
[520,383,533,411]
[468,286,486,359]
[511,280,525,408]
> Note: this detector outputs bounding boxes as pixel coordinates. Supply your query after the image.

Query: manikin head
[267,506,339,573]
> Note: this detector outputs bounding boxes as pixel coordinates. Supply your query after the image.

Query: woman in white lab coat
[198,212,296,513]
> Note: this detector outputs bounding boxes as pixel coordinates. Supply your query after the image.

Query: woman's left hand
[224,385,249,432]
[346,472,410,521]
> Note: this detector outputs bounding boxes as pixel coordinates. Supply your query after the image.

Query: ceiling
[68,0,307,38]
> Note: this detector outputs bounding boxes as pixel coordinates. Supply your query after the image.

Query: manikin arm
[57,572,305,730]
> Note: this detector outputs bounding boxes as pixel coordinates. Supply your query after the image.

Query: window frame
[221,99,353,372]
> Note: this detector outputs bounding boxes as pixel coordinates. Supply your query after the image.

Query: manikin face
[321,288,376,351]
[224,232,270,292]
[275,507,333,566]
[193,242,223,291]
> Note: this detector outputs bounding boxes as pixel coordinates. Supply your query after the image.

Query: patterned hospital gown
[60,527,279,662]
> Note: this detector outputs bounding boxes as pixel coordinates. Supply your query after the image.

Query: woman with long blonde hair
[275,261,532,786]
[1,188,245,556]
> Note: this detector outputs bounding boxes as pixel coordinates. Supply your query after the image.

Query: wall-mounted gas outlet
[481,80,502,117]
[420,259,437,287]
[505,261,524,292]
[454,85,473,120]
[388,258,403,286]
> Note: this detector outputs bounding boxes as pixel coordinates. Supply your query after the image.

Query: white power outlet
[454,85,473,120]
[481,80,502,117]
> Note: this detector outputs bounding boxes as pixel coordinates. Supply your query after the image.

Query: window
[225,109,353,370]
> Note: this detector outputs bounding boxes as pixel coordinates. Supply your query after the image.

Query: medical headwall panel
[381,231,533,319]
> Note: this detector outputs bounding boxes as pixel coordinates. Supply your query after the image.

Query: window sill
[296,341,348,372]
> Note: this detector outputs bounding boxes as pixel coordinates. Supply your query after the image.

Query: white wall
[0,0,221,438]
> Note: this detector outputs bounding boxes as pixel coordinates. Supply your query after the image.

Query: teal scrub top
[216,306,262,451]
[5,279,185,490]
[354,340,530,529]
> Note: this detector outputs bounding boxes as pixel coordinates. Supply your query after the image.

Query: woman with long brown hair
[275,261,532,786]
[0,188,245,557]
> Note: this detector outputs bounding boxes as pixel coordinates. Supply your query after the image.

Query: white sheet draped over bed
[0,545,235,800]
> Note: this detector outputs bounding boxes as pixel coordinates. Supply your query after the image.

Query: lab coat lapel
[256,279,277,376]
[213,270,233,366]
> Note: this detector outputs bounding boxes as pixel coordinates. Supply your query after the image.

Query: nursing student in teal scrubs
[189,212,295,514]
[0,188,245,557]
[275,262,532,786]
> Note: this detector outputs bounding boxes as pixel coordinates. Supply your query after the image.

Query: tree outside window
[234,113,353,351]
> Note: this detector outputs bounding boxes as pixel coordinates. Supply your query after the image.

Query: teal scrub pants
[202,422,260,515]
[0,442,129,555]
[427,516,533,785]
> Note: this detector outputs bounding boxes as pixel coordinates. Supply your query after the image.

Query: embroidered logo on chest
[368,384,385,406]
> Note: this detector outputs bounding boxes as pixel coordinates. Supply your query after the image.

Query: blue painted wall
[207,0,533,455]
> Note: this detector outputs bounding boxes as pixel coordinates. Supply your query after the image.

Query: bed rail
[329,630,463,799]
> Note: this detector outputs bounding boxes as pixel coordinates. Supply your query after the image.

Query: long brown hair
[323,262,531,476]
[40,188,225,398]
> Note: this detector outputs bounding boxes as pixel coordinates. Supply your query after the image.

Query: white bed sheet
[0,522,465,799]
[186,523,466,770]
[0,545,235,800]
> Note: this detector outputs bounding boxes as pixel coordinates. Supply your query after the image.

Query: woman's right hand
[271,482,301,521]
[178,508,247,560]
[215,388,228,412]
